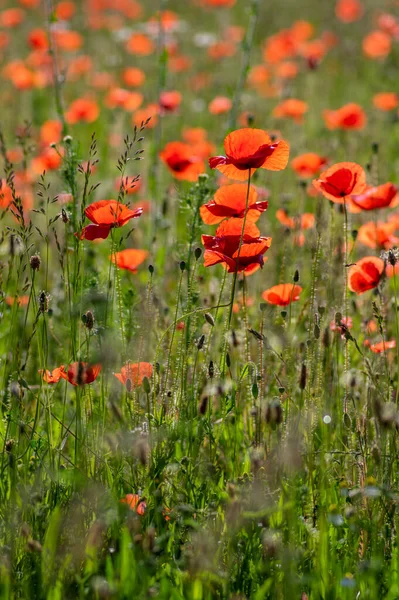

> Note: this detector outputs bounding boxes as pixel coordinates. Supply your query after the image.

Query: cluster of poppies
[200,128,289,275]
[312,161,398,295]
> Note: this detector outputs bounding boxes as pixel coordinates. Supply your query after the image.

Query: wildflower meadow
[1,0,399,597]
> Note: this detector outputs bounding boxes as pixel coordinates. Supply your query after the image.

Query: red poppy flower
[335,0,363,23]
[159,90,182,113]
[357,221,399,249]
[65,98,99,124]
[114,362,153,391]
[160,141,205,182]
[363,31,391,60]
[272,98,308,123]
[114,175,142,195]
[111,249,149,273]
[348,256,384,294]
[202,219,272,275]
[120,493,146,515]
[261,283,302,306]
[77,200,143,241]
[275,61,299,79]
[323,103,366,130]
[373,92,398,111]
[200,183,268,225]
[275,209,315,230]
[126,33,154,55]
[122,67,145,88]
[28,28,48,51]
[365,339,396,353]
[312,162,366,204]
[62,362,102,386]
[5,295,29,306]
[351,182,397,211]
[330,316,353,337]
[39,365,66,384]
[291,153,327,177]
[209,128,289,181]
[208,96,232,115]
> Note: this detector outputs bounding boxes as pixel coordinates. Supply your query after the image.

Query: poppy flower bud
[246,113,255,126]
[179,261,186,271]
[204,312,215,326]
[30,254,41,271]
[148,264,154,274]
[38,291,50,313]
[372,142,379,154]
[208,360,214,378]
[300,363,306,390]
[293,269,299,282]
[387,248,399,266]
[199,395,208,415]
[142,376,151,394]
[5,439,14,453]
[307,57,319,70]
[197,334,205,350]
[63,135,73,144]
[83,310,94,330]
[194,247,202,261]
[198,173,208,184]
[265,399,283,425]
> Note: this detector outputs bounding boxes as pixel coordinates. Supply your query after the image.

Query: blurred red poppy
[111,249,149,273]
[160,142,205,182]
[323,103,366,130]
[291,153,327,177]
[209,96,232,115]
[335,0,363,23]
[373,92,398,111]
[272,99,308,123]
[363,31,391,59]
[209,128,289,181]
[365,339,396,353]
[275,209,315,230]
[63,362,102,386]
[120,493,146,515]
[348,256,384,294]
[39,366,66,384]
[351,182,397,211]
[313,162,366,204]
[114,362,153,390]
[330,316,353,337]
[261,283,302,306]
[357,221,399,249]
[66,98,99,124]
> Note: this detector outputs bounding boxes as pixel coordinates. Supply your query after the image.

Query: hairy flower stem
[221,169,252,375]
[392,270,399,405]
[343,200,349,414]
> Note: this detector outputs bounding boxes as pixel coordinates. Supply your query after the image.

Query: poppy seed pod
[83,310,94,330]
[30,254,41,271]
